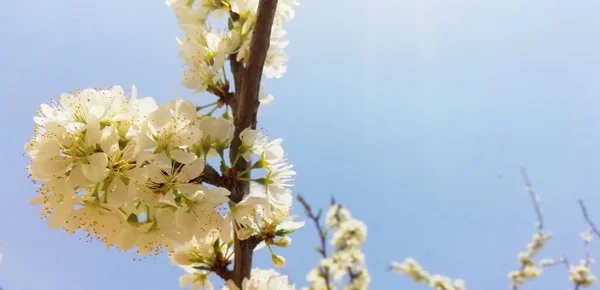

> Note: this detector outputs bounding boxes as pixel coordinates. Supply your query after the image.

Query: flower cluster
[391,258,466,290]
[303,202,370,290]
[170,126,303,288]
[507,231,552,288]
[26,86,299,261]
[168,0,298,96]
[173,232,233,290]
[566,230,596,288]
[534,231,597,288]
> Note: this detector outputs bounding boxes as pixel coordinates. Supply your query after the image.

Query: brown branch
[520,167,544,232]
[196,164,222,186]
[214,268,234,282]
[228,54,243,112]
[298,195,333,290]
[235,0,278,132]
[227,0,280,287]
[210,250,235,282]
[578,200,600,240]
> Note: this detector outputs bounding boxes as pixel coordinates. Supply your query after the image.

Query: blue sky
[2,0,600,289]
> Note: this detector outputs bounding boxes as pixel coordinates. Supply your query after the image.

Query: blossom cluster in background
[391,258,466,290]
[390,172,598,290]
[300,198,371,290]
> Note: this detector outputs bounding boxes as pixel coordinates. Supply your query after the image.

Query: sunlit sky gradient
[2,1,600,289]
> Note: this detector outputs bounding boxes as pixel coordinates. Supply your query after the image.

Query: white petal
[178,183,204,197]
[87,152,109,168]
[180,159,205,181]
[152,153,172,170]
[159,193,177,207]
[67,164,89,188]
[173,126,202,147]
[99,126,119,157]
[170,149,197,164]
[30,195,44,205]
[107,177,128,207]
[85,120,102,147]
[147,165,167,184]
[82,156,109,183]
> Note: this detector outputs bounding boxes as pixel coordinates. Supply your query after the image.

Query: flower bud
[271,253,286,268]
[273,236,291,247]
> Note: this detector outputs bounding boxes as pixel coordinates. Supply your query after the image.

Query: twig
[298,195,333,290]
[520,167,544,231]
[578,200,600,240]
[298,196,328,257]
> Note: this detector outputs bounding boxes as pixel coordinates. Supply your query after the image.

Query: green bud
[271,253,286,268]
[99,120,112,129]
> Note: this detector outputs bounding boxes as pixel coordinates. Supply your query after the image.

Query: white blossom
[392,258,466,290]
[223,268,295,290]
[326,204,352,229]
[331,220,367,249]
[180,269,214,290]
[141,99,201,153]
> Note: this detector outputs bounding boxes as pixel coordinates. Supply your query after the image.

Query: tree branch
[198,164,222,186]
[520,167,544,232]
[228,54,243,112]
[228,0,280,287]
[298,195,333,290]
[214,268,234,282]
[578,200,600,239]
[235,0,277,132]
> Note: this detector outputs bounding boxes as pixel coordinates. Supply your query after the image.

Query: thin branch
[347,267,360,280]
[298,195,333,290]
[298,196,328,257]
[520,167,544,231]
[578,200,600,239]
